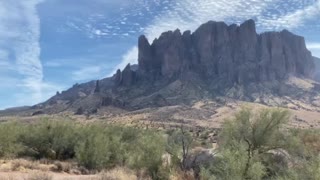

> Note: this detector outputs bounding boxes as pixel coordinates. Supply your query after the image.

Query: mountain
[314,57,320,81]
[1,19,320,117]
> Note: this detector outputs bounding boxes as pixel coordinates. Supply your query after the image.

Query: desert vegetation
[0,108,319,179]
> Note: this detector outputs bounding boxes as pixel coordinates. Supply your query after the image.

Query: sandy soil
[0,172,98,180]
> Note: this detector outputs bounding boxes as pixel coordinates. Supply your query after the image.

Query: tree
[202,108,292,179]
[167,125,193,171]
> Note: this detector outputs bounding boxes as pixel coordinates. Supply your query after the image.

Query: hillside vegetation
[0,108,319,179]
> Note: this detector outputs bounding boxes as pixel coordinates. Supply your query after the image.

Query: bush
[292,129,320,156]
[75,125,166,178]
[18,119,80,160]
[126,131,166,179]
[75,125,116,170]
[201,143,266,180]
[0,119,167,177]
[275,155,320,180]
[0,122,24,158]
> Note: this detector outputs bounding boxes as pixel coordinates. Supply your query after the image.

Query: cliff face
[314,57,320,82]
[115,19,314,87]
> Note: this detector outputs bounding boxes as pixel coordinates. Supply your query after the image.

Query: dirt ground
[0,159,140,180]
[0,172,98,180]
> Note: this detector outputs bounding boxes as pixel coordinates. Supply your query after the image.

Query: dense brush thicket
[0,108,319,180]
[0,120,167,178]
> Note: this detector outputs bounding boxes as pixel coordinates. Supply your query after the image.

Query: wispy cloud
[5,1,42,100]
[0,50,10,68]
[307,42,320,50]
[108,47,138,76]
[44,54,119,79]
[72,66,104,81]
[0,0,61,108]
[307,42,320,57]
[43,61,63,68]
[259,0,320,30]
[13,82,65,107]
[63,0,172,38]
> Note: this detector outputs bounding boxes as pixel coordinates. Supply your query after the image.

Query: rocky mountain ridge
[126,19,314,86]
[1,19,319,116]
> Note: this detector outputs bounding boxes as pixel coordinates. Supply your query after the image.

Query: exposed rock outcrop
[135,19,314,86]
[114,64,137,86]
[94,80,100,93]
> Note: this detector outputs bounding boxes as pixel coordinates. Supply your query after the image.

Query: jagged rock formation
[118,19,314,87]
[94,80,100,93]
[1,19,319,116]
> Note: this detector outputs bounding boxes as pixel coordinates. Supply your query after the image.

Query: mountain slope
[1,19,319,116]
[314,57,320,81]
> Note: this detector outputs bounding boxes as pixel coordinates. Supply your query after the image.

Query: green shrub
[75,125,133,170]
[202,142,266,180]
[126,131,166,179]
[274,154,320,180]
[76,128,113,170]
[75,125,166,178]
[219,108,290,151]
[0,122,24,158]
[0,120,166,177]
[18,119,80,160]
[291,129,320,157]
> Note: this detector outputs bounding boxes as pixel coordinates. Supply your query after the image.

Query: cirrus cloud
[0,0,60,109]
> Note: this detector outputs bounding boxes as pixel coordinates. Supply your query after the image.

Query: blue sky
[0,0,320,110]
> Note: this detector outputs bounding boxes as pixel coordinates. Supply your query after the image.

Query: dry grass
[0,160,12,172]
[0,158,81,175]
[11,159,40,171]
[170,170,195,180]
[98,167,139,180]
[52,161,73,173]
[26,172,53,180]
[300,131,320,154]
